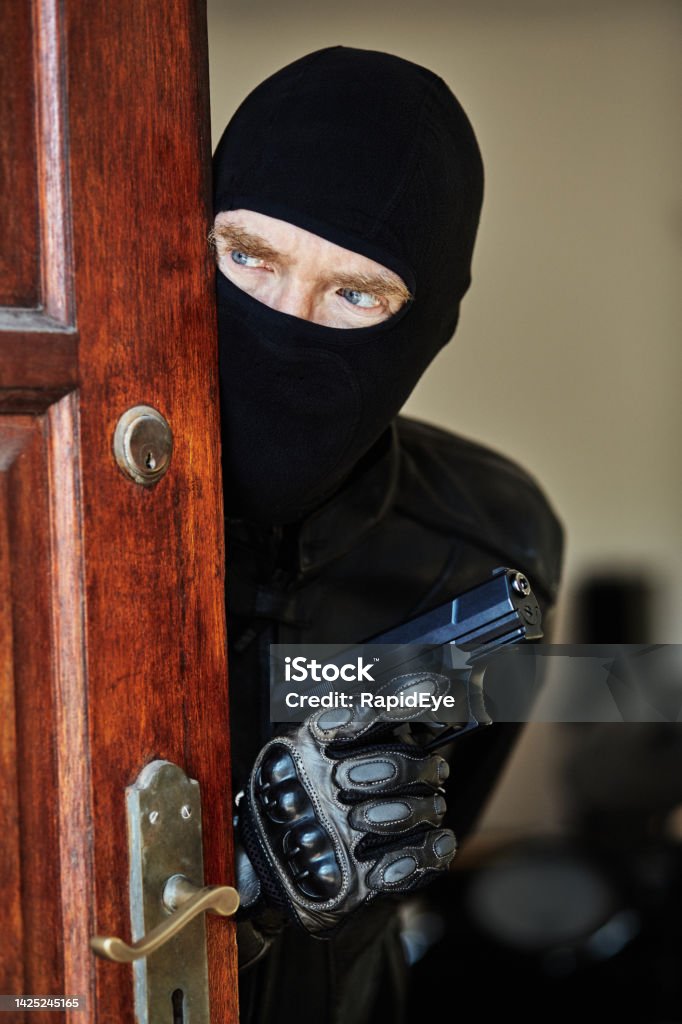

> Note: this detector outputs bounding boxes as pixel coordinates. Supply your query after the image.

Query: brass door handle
[93,760,236,1020]
[91,874,239,963]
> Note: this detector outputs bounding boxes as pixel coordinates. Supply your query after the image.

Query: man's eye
[231,250,265,268]
[339,288,381,309]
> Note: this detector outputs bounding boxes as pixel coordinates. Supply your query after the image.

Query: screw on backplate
[180,805,192,820]
[149,810,160,824]
[512,572,531,596]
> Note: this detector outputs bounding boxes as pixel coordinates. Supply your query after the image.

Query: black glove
[237,671,457,936]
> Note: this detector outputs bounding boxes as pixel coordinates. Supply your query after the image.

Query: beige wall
[208,1,681,829]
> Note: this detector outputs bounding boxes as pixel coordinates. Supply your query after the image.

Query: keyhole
[171,988,185,1024]
[145,449,157,471]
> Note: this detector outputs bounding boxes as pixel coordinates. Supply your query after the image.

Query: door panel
[0,0,238,1019]
[0,1,39,308]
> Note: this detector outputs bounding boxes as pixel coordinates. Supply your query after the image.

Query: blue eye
[339,288,380,309]
[231,250,265,268]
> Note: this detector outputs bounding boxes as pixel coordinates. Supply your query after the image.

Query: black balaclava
[213,46,484,525]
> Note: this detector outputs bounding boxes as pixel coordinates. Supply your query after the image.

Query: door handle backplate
[91,760,236,1024]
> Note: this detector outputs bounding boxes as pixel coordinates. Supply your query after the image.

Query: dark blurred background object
[575,572,654,645]
[405,829,682,1023]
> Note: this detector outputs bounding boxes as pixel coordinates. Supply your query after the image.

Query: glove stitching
[343,750,441,766]
[331,747,446,790]
[365,816,439,833]
[360,791,446,829]
[310,710,379,744]
[378,854,422,887]
[284,739,354,906]
[361,801,412,826]
[337,758,399,788]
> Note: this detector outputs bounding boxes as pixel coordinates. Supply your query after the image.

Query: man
[212,46,563,1023]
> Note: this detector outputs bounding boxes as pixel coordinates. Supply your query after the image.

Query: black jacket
[227,416,564,1023]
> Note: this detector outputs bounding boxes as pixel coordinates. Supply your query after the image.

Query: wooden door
[0,0,238,1020]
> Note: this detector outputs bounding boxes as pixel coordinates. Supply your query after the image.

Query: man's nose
[269,281,316,322]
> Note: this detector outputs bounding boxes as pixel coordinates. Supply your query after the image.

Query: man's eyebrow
[209,224,286,263]
[331,272,412,303]
[209,224,411,303]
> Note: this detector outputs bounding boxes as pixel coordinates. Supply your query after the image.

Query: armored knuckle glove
[238,672,457,936]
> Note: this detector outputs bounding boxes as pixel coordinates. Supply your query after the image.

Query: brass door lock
[113,405,173,486]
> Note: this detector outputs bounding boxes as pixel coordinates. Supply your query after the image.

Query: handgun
[365,566,543,749]
[270,567,543,738]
